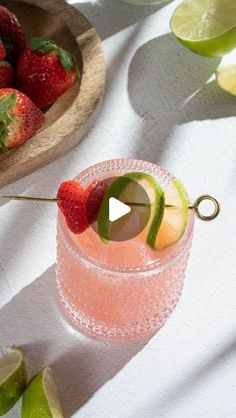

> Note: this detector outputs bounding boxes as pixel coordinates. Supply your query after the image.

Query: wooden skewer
[1,195,60,203]
[1,195,174,207]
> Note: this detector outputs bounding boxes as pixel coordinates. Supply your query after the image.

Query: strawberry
[17,37,80,109]
[57,180,107,234]
[0,88,45,154]
[57,181,89,234]
[0,39,6,60]
[0,62,14,88]
[86,180,108,224]
[0,6,26,60]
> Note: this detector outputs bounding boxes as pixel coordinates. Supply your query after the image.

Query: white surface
[1,0,236,417]
[109,197,131,222]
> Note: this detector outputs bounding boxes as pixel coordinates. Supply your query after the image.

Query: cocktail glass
[56,159,194,341]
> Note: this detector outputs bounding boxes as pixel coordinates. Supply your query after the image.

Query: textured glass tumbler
[56,159,194,341]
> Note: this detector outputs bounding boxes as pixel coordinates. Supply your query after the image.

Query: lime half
[171,0,236,57]
[21,367,63,418]
[22,367,64,418]
[155,179,189,250]
[0,348,27,416]
[216,49,236,95]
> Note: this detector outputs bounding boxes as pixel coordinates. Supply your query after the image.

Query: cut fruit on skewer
[154,179,189,250]
[97,174,189,250]
[97,172,165,244]
[1,178,220,247]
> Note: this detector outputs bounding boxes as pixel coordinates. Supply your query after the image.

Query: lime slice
[22,367,64,418]
[0,348,27,416]
[170,0,236,57]
[97,172,165,244]
[154,179,189,250]
[216,49,236,95]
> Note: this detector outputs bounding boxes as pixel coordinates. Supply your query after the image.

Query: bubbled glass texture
[56,159,194,341]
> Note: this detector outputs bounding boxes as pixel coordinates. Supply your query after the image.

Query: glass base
[58,279,183,341]
[57,243,191,341]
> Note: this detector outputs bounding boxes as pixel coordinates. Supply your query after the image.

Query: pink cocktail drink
[56,159,194,341]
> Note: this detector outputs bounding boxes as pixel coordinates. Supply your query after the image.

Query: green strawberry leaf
[57,47,80,77]
[30,37,57,53]
[71,54,80,78]
[0,93,17,112]
[0,112,12,126]
[57,47,73,72]
[30,37,80,77]
[0,93,16,154]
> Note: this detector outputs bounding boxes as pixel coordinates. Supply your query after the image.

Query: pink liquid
[56,159,194,341]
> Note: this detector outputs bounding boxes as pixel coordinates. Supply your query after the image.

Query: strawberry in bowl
[0,5,26,61]
[0,88,45,154]
[17,38,80,109]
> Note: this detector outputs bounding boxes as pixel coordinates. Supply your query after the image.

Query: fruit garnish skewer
[1,176,221,250]
[1,193,220,221]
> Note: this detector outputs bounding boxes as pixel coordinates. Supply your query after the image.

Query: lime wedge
[216,49,236,95]
[154,179,189,250]
[22,367,64,418]
[170,0,236,57]
[97,172,165,244]
[0,348,27,416]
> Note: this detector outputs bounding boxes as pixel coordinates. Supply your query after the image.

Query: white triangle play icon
[109,197,131,222]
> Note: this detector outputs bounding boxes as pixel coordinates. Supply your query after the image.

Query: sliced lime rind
[22,367,64,418]
[97,174,189,251]
[0,348,27,416]
[141,175,165,249]
[97,175,133,243]
[172,179,189,241]
[170,0,236,57]
[97,172,165,246]
[155,179,189,250]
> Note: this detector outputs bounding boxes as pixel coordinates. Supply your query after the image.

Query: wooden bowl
[0,0,105,188]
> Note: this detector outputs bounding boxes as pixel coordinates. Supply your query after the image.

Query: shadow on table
[130,337,236,417]
[0,265,148,417]
[73,0,172,40]
[0,147,81,275]
[128,33,236,165]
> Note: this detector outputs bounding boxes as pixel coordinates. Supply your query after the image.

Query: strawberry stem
[30,37,80,77]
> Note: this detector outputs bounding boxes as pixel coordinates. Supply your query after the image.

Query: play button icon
[109,197,131,222]
[88,175,151,242]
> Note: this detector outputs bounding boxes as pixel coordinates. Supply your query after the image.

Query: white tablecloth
[1,0,236,417]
